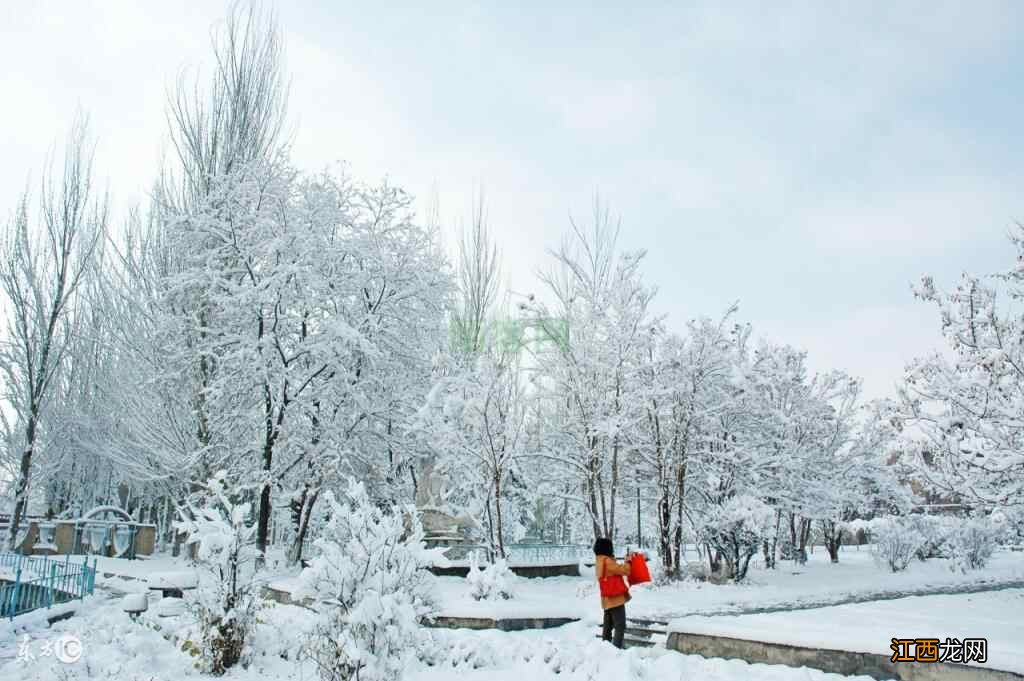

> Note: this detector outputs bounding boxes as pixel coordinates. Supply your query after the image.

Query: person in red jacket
[593,537,632,648]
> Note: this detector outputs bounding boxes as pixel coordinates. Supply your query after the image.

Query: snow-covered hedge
[294,479,442,681]
[466,553,515,601]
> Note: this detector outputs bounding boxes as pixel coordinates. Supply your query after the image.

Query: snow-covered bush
[293,479,441,681]
[907,514,954,561]
[466,553,515,601]
[947,516,1001,573]
[870,516,922,572]
[991,507,1024,548]
[177,472,260,675]
[697,495,774,582]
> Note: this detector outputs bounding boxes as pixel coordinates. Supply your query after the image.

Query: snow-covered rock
[155,597,187,617]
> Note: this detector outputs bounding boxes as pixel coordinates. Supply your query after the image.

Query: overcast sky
[1,1,1022,399]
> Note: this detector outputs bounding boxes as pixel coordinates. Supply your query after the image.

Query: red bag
[629,553,652,585]
[598,574,629,597]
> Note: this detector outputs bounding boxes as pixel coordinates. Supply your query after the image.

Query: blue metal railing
[0,553,97,620]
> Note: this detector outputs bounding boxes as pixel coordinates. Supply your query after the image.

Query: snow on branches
[177,471,260,674]
[898,225,1024,508]
[294,479,441,681]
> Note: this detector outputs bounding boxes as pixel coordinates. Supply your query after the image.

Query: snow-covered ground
[82,546,1024,623]
[433,547,1024,620]
[671,588,1024,674]
[3,547,1021,680]
[2,602,889,681]
[92,554,191,580]
[409,624,888,681]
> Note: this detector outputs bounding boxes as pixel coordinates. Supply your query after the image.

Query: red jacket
[595,554,632,610]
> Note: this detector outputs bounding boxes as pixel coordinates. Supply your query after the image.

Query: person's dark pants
[602,604,626,648]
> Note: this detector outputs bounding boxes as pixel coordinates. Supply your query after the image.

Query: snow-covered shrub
[293,479,441,681]
[992,507,1024,547]
[947,516,1001,573]
[466,553,515,601]
[870,516,922,572]
[697,495,774,582]
[177,471,260,675]
[907,514,953,561]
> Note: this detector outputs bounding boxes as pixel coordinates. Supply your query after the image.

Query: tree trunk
[672,456,686,575]
[7,413,39,551]
[287,488,320,565]
[494,474,505,559]
[586,443,602,539]
[658,493,674,577]
[256,393,274,562]
[788,513,809,565]
[822,519,843,563]
[763,509,782,569]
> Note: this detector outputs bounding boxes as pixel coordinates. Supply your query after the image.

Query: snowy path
[667,577,1024,619]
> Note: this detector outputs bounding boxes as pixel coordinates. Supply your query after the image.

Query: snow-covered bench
[147,571,198,599]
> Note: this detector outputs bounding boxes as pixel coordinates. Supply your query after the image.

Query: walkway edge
[666,631,1024,681]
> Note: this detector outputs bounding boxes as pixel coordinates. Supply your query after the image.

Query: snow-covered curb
[669,589,1024,675]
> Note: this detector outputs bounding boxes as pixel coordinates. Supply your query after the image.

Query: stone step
[621,626,668,639]
[627,616,669,627]
[593,634,659,649]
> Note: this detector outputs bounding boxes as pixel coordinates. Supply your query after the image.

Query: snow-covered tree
[0,116,106,548]
[421,350,526,558]
[727,343,861,565]
[696,494,774,581]
[897,226,1024,508]
[525,200,657,541]
[634,310,738,578]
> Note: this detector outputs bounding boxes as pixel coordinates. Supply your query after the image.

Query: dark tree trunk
[672,455,687,575]
[494,474,505,559]
[821,519,843,563]
[288,488,320,565]
[7,412,39,551]
[658,494,674,577]
[788,513,811,565]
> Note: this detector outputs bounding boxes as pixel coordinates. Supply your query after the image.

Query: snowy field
[2,547,1022,680]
